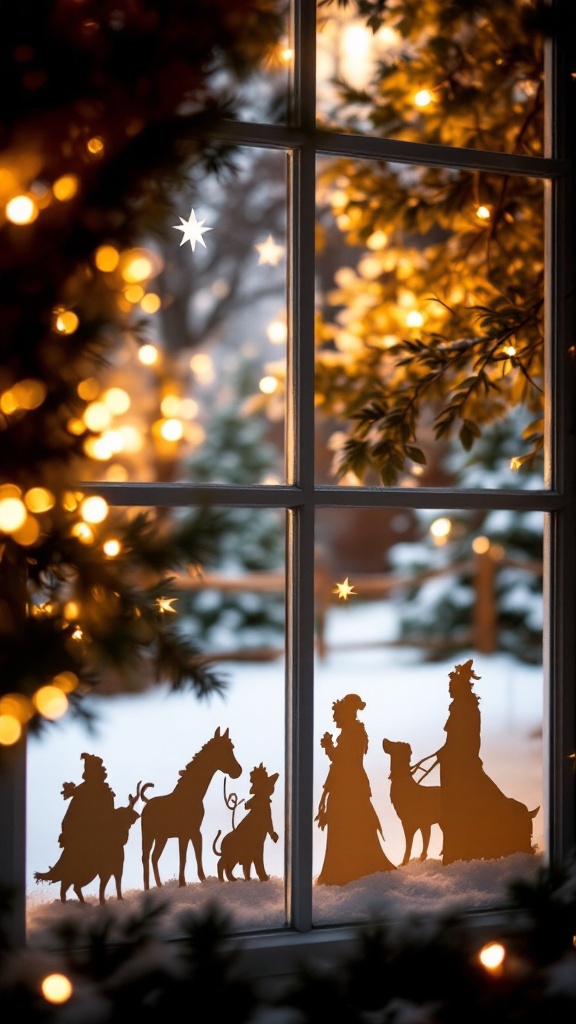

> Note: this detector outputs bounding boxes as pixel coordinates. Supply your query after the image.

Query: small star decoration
[156,596,178,614]
[255,234,284,266]
[334,577,356,601]
[173,208,212,252]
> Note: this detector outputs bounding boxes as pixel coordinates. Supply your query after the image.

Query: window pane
[80,148,287,486]
[26,507,286,941]
[317,2,544,156]
[313,508,543,925]
[315,160,545,488]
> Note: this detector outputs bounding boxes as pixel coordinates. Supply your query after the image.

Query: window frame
[3,0,575,979]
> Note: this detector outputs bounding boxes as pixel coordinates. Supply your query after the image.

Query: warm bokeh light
[12,378,47,409]
[138,343,159,366]
[476,205,491,220]
[259,375,278,394]
[103,538,122,557]
[41,973,73,1004]
[83,400,112,432]
[121,249,155,283]
[102,387,130,415]
[189,352,214,382]
[0,714,22,745]
[12,514,41,546]
[0,496,27,533]
[267,319,287,344]
[406,310,424,328]
[71,522,95,543]
[55,310,79,335]
[86,136,105,156]
[141,292,161,314]
[77,377,100,401]
[479,942,506,971]
[414,88,433,107]
[6,193,39,224]
[159,417,184,442]
[94,245,120,272]
[430,517,452,542]
[80,495,109,523]
[24,487,55,513]
[52,174,79,201]
[33,685,69,721]
[52,671,79,693]
[472,535,491,554]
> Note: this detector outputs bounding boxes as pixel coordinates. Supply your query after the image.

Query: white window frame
[2,0,575,983]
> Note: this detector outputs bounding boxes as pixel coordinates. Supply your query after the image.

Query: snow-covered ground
[26,598,544,943]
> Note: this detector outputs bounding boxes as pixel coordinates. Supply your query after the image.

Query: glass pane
[313,508,544,925]
[79,147,287,486]
[26,507,286,942]
[317,1,544,155]
[315,160,545,488]
[224,3,293,124]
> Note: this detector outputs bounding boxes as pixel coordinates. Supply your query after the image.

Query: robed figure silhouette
[437,660,538,864]
[315,693,396,884]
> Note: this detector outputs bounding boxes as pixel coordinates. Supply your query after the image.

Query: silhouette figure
[141,726,242,889]
[383,738,443,866]
[213,763,279,881]
[437,659,539,864]
[34,753,142,903]
[316,693,396,884]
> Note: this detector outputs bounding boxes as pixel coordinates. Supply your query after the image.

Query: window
[4,0,575,980]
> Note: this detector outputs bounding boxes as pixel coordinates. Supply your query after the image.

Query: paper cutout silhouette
[213,763,279,881]
[141,726,242,889]
[34,753,142,903]
[315,693,396,884]
[435,659,539,864]
[382,738,442,865]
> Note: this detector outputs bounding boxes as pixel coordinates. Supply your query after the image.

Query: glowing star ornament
[334,577,356,601]
[156,596,178,614]
[255,234,284,266]
[173,208,212,252]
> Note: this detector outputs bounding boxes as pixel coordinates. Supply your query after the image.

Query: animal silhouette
[213,763,279,881]
[34,780,143,903]
[383,738,442,866]
[141,726,242,889]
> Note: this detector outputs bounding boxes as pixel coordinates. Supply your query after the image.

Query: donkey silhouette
[141,726,242,889]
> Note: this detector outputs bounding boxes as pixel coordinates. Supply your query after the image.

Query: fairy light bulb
[33,685,69,721]
[80,495,108,524]
[41,973,73,1004]
[414,89,432,107]
[6,194,39,224]
[479,941,506,971]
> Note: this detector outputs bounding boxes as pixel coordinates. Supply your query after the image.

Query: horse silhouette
[141,726,242,889]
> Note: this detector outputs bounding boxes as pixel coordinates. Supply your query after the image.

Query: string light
[41,973,73,1004]
[414,89,433,107]
[80,495,109,524]
[138,343,159,366]
[52,174,79,201]
[476,205,491,220]
[478,941,506,971]
[5,194,39,224]
[406,310,424,328]
[430,517,452,544]
[32,685,68,721]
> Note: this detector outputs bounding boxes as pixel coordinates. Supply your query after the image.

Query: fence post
[473,548,497,653]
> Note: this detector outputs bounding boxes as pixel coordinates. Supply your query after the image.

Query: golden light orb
[6,194,39,224]
[479,942,506,971]
[0,715,22,746]
[94,244,120,272]
[414,88,433,107]
[52,174,79,201]
[41,973,73,1004]
[0,497,27,533]
[430,517,452,541]
[71,522,94,544]
[138,343,159,366]
[259,375,278,395]
[476,205,491,220]
[103,538,122,557]
[86,136,105,156]
[77,377,100,401]
[33,685,69,721]
[159,417,184,442]
[406,310,424,328]
[121,250,154,283]
[25,487,55,513]
[83,400,112,432]
[53,671,79,693]
[472,535,490,554]
[141,292,161,314]
[12,379,47,409]
[124,283,144,304]
[55,310,79,335]
[160,394,181,417]
[102,387,130,415]
[80,495,109,524]
[266,320,287,345]
[12,514,41,547]
[189,352,214,382]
